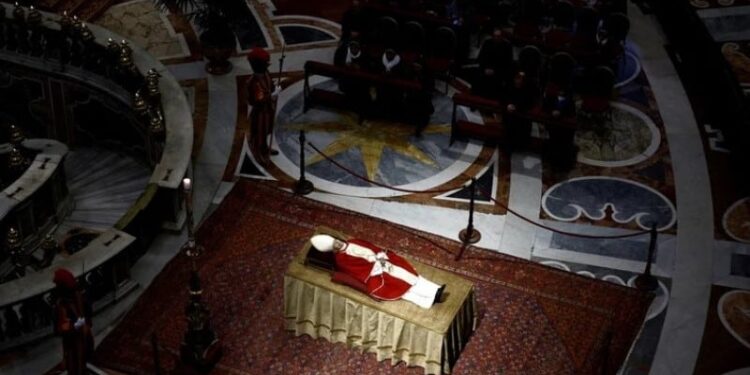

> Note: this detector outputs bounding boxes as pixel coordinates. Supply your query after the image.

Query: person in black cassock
[334,40,366,69]
[503,71,536,151]
[404,60,435,136]
[375,48,406,117]
[340,0,366,43]
[473,28,514,99]
[334,40,371,113]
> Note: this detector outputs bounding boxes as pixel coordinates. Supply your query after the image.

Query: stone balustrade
[0,3,194,349]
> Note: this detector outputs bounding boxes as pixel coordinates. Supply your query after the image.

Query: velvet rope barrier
[306,142,464,194]
[473,186,654,239]
[307,141,656,240]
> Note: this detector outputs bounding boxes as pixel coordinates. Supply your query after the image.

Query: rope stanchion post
[294,131,314,195]
[308,140,655,241]
[151,332,162,375]
[634,223,659,292]
[458,178,481,254]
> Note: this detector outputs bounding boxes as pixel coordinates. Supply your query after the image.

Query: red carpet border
[94,180,652,374]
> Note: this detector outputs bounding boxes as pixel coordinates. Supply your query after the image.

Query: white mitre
[311,234,336,252]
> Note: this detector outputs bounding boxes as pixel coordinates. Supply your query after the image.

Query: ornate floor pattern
[1,1,746,374]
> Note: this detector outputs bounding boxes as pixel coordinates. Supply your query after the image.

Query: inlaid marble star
[287,112,450,181]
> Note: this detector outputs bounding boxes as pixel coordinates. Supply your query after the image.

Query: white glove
[272,85,281,98]
[74,317,85,330]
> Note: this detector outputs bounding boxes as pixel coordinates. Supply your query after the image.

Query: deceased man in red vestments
[310,234,445,309]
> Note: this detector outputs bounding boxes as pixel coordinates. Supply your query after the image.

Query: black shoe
[270,149,279,156]
[433,284,446,304]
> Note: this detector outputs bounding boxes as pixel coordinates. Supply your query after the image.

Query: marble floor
[1,1,749,374]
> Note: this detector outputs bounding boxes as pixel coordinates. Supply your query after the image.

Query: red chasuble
[333,239,419,301]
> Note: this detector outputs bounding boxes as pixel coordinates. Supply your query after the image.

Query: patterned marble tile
[542,72,676,232]
[542,176,676,231]
[575,101,661,168]
[720,41,750,88]
[691,0,750,9]
[730,253,750,277]
[96,0,190,60]
[532,257,671,375]
[694,285,750,374]
[279,25,336,45]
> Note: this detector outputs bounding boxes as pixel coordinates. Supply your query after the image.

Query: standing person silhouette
[53,268,93,375]
[247,47,280,165]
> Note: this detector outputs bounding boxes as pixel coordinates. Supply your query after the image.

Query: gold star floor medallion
[286,112,451,182]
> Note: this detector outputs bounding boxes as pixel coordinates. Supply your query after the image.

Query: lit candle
[183,177,195,244]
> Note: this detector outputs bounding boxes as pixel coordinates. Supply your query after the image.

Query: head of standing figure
[492,27,504,42]
[349,41,361,56]
[247,47,270,74]
[384,48,398,62]
[53,268,77,298]
[382,48,401,72]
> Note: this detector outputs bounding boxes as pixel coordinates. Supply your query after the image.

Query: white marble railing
[0,2,193,190]
[0,229,134,307]
[0,4,194,349]
[0,139,68,215]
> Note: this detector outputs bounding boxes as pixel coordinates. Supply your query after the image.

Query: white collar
[382,53,401,72]
[345,47,361,65]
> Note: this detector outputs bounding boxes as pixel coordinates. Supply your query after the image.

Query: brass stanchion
[634,223,659,292]
[179,178,222,371]
[294,131,314,195]
[151,333,162,375]
[456,178,481,260]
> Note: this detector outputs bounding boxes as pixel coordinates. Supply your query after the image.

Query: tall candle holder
[179,178,222,371]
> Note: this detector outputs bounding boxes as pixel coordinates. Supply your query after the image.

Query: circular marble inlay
[718,290,750,349]
[542,176,676,230]
[602,275,626,285]
[723,198,750,243]
[689,0,711,8]
[540,260,570,271]
[273,79,483,198]
[627,276,669,321]
[575,102,661,168]
[614,51,641,89]
[721,43,750,85]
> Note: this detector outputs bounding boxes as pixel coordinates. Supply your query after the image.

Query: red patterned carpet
[94,180,652,374]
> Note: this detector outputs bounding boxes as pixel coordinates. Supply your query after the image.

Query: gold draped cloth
[284,228,476,374]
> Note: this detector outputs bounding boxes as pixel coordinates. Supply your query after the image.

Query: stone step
[57,147,151,235]
[74,196,142,210]
[73,180,149,201]
[68,210,126,225]
[66,152,120,182]
[69,165,149,195]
